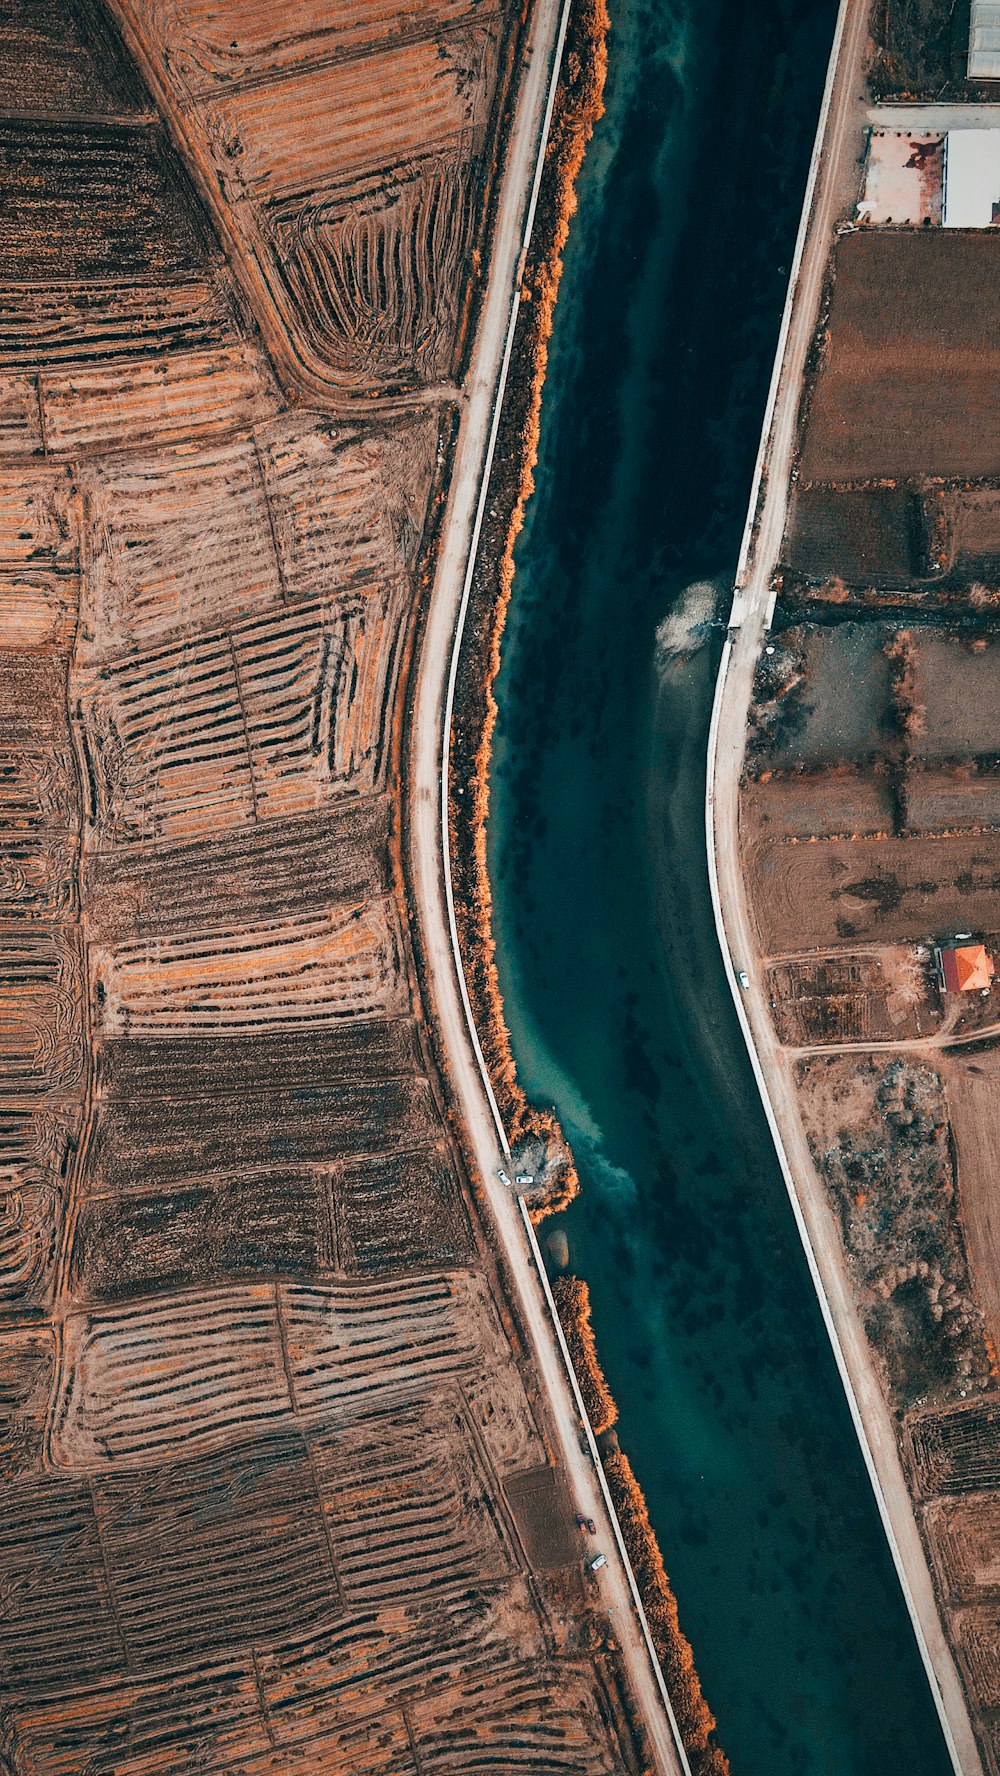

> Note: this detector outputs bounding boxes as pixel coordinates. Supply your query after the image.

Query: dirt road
[406,3,688,1771]
[707,2,982,1771]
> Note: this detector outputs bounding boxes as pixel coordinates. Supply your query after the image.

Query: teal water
[487,2,956,1772]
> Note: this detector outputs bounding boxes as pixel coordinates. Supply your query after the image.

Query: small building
[935,942,996,993]
[943,129,1000,226]
[969,0,1000,78]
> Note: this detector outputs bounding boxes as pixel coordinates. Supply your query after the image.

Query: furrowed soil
[0,2,655,1772]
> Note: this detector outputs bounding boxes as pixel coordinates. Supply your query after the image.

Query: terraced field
[110,0,522,397]
[0,3,646,1773]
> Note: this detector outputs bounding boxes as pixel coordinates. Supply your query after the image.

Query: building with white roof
[943,128,1000,224]
[970,0,1000,79]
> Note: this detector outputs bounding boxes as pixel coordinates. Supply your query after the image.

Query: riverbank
[448,0,607,1171]
[704,0,984,1766]
[446,0,733,1768]
[480,0,962,1765]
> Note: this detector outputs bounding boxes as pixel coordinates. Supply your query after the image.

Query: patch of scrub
[761,622,891,764]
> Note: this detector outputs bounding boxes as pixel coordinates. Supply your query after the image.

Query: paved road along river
[486,0,958,1770]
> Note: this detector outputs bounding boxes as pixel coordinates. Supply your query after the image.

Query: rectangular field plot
[94,1020,423,1105]
[755,624,892,767]
[160,0,497,86]
[9,1664,274,1776]
[784,484,921,585]
[53,1285,292,1468]
[0,577,77,651]
[0,465,76,568]
[79,587,407,844]
[284,1274,531,1442]
[89,1063,441,1190]
[52,1274,540,1474]
[93,898,406,1036]
[800,232,1000,482]
[311,1398,515,1604]
[767,950,940,1046]
[333,1146,473,1275]
[0,0,147,118]
[926,1494,1000,1598]
[408,1664,621,1776]
[957,1606,1000,1711]
[261,414,437,596]
[911,633,1000,760]
[80,436,283,654]
[86,802,391,940]
[0,1331,53,1479]
[40,344,279,455]
[205,35,498,204]
[70,1167,332,1299]
[92,1431,340,1668]
[742,767,895,842]
[0,373,44,451]
[0,275,234,372]
[942,1056,1000,1354]
[744,829,1000,952]
[0,1476,127,1695]
[907,765,1000,833]
[0,121,214,282]
[0,742,80,921]
[909,1399,1000,1495]
[0,925,85,1094]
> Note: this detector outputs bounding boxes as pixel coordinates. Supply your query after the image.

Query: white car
[736,969,750,990]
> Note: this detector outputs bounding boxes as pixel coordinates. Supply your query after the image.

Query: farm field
[745,827,1000,951]
[111,0,518,397]
[799,232,1000,482]
[0,2,649,1773]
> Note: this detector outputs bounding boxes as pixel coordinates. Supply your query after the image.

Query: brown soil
[767,947,941,1045]
[0,2,650,1771]
[940,1050,1000,1357]
[744,826,1000,952]
[797,1052,990,1411]
[800,232,1000,483]
[783,483,922,585]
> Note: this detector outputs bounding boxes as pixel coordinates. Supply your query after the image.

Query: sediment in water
[448,4,731,1767]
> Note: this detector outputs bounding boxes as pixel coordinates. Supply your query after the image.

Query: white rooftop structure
[970,0,1000,78]
[943,128,1000,225]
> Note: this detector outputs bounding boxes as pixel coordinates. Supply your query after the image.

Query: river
[487,1,956,1771]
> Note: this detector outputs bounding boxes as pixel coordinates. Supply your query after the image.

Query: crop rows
[114,0,514,392]
[5,1579,619,1776]
[909,1401,1000,1495]
[52,1273,541,1473]
[160,0,496,86]
[0,5,634,1771]
[91,899,405,1035]
[78,586,407,843]
[86,801,393,939]
[278,161,480,386]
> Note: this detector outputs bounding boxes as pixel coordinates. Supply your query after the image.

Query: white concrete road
[406,2,689,1771]
[708,1,983,1771]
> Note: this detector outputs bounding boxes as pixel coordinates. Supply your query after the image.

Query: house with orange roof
[935,942,996,993]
